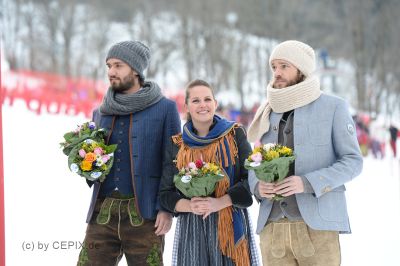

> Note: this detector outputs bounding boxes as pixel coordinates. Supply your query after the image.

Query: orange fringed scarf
[172,125,250,266]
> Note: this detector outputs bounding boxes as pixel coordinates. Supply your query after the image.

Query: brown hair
[184,79,216,121]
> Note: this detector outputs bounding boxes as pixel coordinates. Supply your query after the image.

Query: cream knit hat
[269,40,316,77]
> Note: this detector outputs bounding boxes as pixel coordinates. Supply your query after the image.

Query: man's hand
[258,180,276,199]
[274,175,304,197]
[154,210,172,236]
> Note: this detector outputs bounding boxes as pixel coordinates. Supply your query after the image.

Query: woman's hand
[189,197,208,215]
[193,195,232,219]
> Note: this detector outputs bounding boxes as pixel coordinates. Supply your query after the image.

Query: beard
[110,71,136,93]
[273,71,305,89]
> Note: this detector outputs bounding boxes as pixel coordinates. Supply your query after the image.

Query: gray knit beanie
[269,40,316,77]
[106,41,151,80]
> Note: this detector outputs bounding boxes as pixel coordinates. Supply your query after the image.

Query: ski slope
[3,101,400,266]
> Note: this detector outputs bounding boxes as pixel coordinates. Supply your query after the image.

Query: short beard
[111,72,136,93]
[273,71,305,89]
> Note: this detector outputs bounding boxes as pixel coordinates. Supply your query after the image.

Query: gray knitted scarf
[99,81,163,115]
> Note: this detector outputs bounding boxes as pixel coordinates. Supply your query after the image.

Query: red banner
[1,63,6,266]
[1,70,108,118]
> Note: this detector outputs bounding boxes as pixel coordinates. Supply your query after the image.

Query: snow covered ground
[3,100,400,266]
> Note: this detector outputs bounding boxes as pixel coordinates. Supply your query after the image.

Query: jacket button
[273,125,278,131]
[281,201,288,207]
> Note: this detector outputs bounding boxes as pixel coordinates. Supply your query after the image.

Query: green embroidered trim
[128,199,144,226]
[77,242,89,266]
[96,198,114,225]
[146,244,161,266]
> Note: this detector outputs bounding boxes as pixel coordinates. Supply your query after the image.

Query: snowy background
[3,100,400,266]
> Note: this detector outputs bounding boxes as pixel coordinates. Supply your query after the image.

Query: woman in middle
[160,79,260,266]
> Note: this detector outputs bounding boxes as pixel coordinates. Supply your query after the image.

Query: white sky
[3,100,400,266]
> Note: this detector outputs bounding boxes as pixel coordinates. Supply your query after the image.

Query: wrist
[219,195,232,209]
[175,199,191,213]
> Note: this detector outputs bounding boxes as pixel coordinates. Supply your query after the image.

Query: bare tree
[1,0,23,69]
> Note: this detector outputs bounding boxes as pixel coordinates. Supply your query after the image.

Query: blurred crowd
[216,103,259,129]
[216,104,400,160]
[353,113,399,159]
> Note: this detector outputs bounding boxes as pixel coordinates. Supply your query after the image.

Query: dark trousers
[77,198,164,266]
[390,140,397,157]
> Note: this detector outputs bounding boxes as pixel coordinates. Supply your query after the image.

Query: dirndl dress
[171,207,260,266]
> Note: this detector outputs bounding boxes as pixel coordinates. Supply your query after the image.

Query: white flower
[84,139,94,144]
[90,172,102,180]
[189,168,198,175]
[263,143,276,151]
[249,162,261,167]
[95,158,104,167]
[181,175,192,183]
[70,163,79,173]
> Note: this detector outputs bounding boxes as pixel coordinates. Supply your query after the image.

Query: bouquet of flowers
[173,159,225,198]
[60,122,117,182]
[245,143,296,200]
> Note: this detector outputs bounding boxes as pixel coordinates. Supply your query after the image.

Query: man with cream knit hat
[248,40,363,266]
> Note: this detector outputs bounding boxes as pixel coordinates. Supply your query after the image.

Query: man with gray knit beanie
[248,40,363,266]
[77,41,181,265]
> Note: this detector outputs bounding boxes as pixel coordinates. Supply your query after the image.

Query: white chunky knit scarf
[247,76,321,142]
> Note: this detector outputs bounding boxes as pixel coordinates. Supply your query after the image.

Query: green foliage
[245,156,296,183]
[60,122,108,156]
[245,154,296,201]
[173,172,224,198]
[61,122,117,183]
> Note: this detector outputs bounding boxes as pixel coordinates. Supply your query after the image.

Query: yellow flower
[81,160,93,171]
[266,150,280,161]
[279,146,293,156]
[208,163,219,174]
[202,163,220,174]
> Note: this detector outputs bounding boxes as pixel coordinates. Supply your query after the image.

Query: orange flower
[84,152,97,163]
[81,160,93,171]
